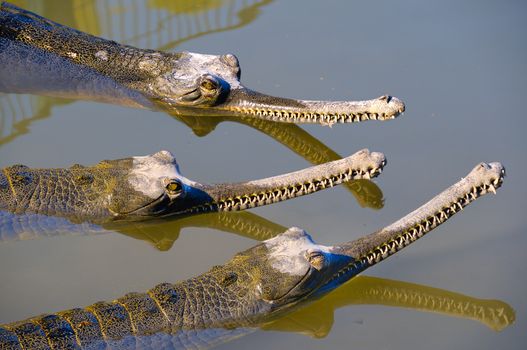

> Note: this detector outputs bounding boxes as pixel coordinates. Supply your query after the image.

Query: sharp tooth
[457,203,463,211]
[488,184,497,194]
[363,171,371,179]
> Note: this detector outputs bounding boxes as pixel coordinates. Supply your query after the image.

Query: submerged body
[0,162,506,349]
[0,2,405,124]
[0,149,385,223]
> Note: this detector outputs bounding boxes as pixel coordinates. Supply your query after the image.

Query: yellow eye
[200,79,216,91]
[165,180,182,194]
[307,251,326,271]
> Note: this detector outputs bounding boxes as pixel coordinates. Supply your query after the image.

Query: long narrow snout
[214,88,405,125]
[180,149,386,215]
[327,162,505,287]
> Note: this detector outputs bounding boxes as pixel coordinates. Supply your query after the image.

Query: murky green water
[1,0,526,349]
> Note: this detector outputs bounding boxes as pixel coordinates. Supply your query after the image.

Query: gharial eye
[200,79,217,91]
[165,180,183,195]
[307,251,326,271]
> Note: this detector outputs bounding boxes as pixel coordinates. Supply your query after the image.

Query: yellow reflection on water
[1,0,273,143]
[264,276,515,337]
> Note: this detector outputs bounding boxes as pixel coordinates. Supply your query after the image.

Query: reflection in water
[0,0,272,144]
[0,203,287,248]
[265,276,515,337]
[7,0,270,49]
[0,210,284,250]
[116,211,287,251]
[176,114,385,209]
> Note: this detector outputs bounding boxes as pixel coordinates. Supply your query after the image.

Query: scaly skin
[0,2,405,124]
[0,149,386,223]
[0,162,506,349]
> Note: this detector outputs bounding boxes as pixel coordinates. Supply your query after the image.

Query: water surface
[1,0,526,349]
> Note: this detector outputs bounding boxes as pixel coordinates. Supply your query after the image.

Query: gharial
[0,149,385,223]
[0,2,405,125]
[0,161,505,349]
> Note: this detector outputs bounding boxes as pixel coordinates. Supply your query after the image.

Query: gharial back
[0,161,135,222]
[0,2,160,107]
[0,265,261,350]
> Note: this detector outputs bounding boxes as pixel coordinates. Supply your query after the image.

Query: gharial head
[202,161,505,315]
[146,51,405,125]
[218,227,355,310]
[102,149,386,220]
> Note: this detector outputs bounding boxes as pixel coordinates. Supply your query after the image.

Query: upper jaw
[174,149,386,216]
[211,87,405,125]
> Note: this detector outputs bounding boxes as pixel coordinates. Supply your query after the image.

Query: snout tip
[386,95,405,114]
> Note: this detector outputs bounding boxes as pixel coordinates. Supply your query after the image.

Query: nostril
[221,53,240,68]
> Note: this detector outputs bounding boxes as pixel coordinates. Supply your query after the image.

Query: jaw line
[264,268,315,306]
[114,194,167,218]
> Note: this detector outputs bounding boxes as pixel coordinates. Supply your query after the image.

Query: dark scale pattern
[0,2,176,87]
[148,283,186,326]
[35,314,78,349]
[86,301,135,346]
[8,321,50,349]
[59,308,105,349]
[0,326,22,350]
[0,158,155,223]
[178,269,258,330]
[115,292,170,335]
[0,166,107,220]
[0,165,36,213]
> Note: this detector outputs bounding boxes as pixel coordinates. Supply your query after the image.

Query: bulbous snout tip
[379,95,405,115]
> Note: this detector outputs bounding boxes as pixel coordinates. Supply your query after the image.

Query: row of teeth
[329,176,503,282]
[237,108,392,124]
[217,215,277,241]
[218,167,383,211]
[368,287,505,322]
[184,166,383,214]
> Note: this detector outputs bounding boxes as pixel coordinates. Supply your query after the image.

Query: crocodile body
[0,162,506,349]
[0,149,385,223]
[0,2,405,125]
